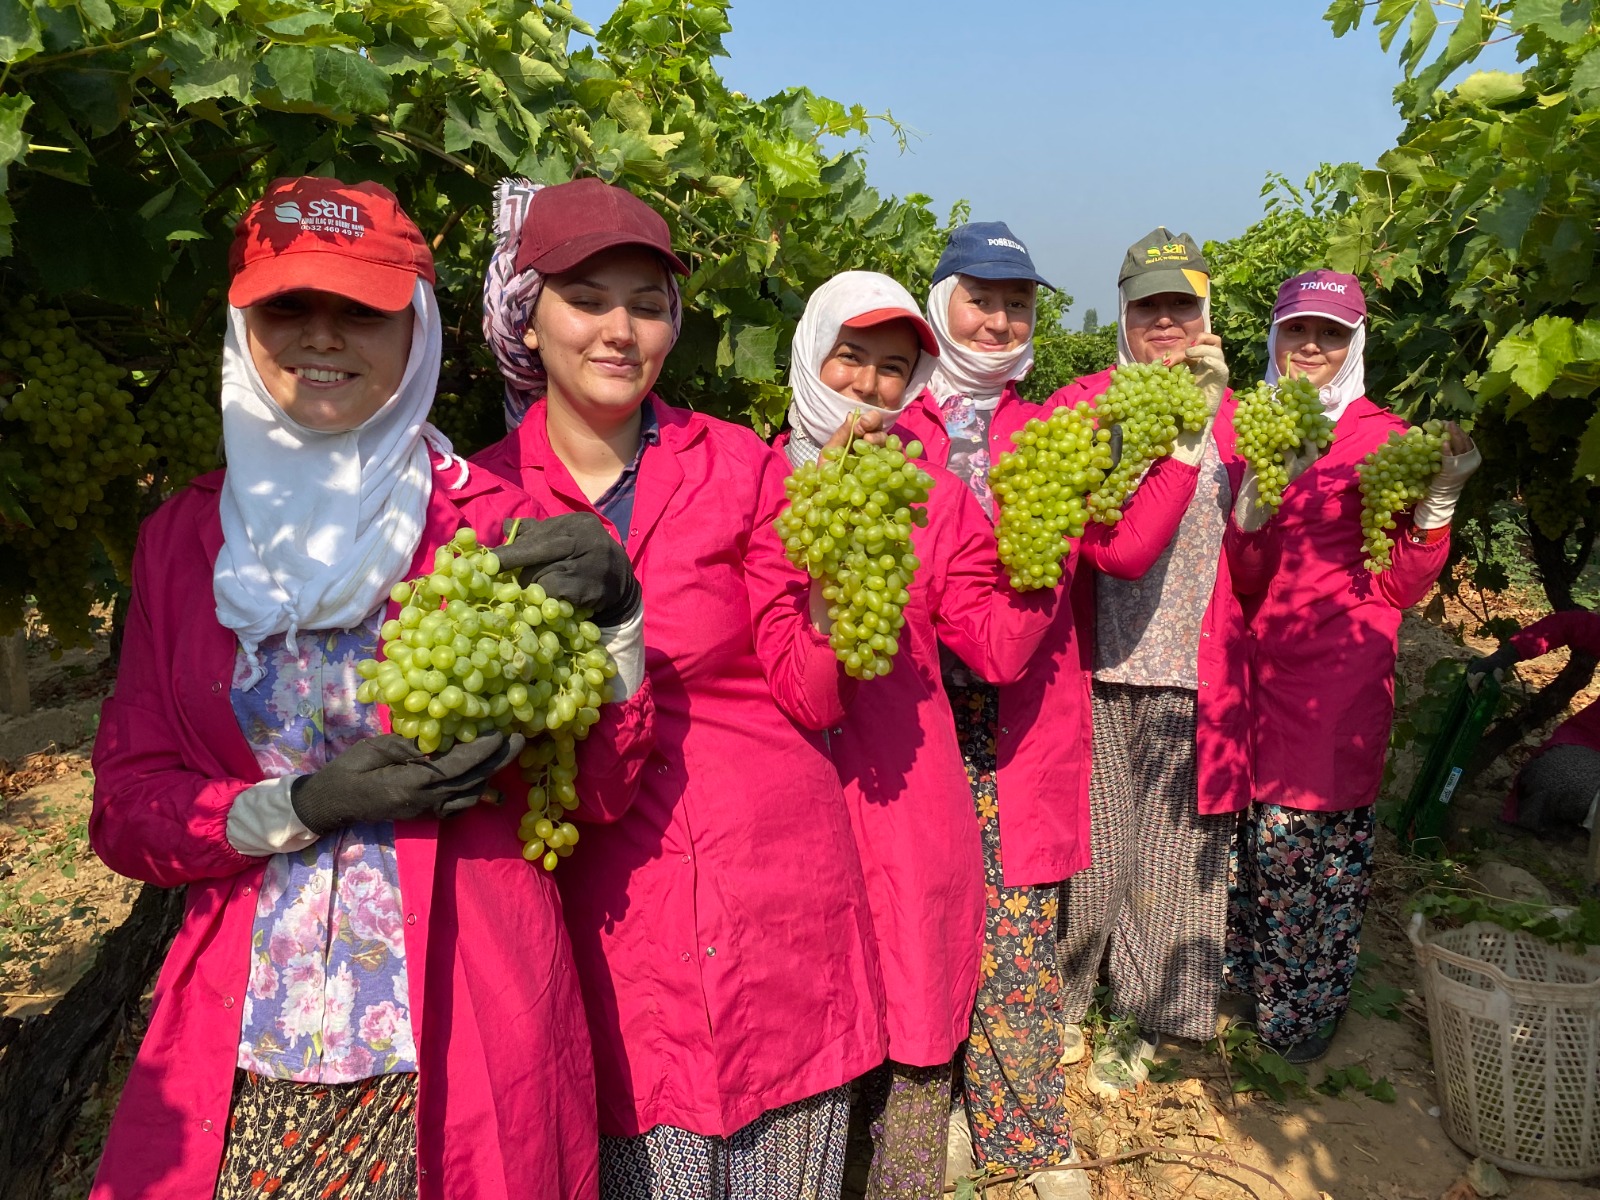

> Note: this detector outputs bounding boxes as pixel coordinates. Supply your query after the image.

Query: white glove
[1171,418,1213,467]
[1184,339,1229,416]
[1232,468,1271,532]
[599,605,646,700]
[1413,439,1482,530]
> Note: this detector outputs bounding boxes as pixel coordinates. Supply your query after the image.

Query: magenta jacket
[88,462,654,1200]
[898,383,1199,886]
[776,435,1061,1065]
[1053,368,1254,817]
[473,397,886,1138]
[1228,397,1451,812]
[1510,611,1600,757]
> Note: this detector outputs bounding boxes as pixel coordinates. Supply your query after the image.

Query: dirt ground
[4,575,1600,1199]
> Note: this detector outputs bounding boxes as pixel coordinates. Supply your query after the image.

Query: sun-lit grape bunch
[776,432,933,679]
[1357,420,1448,573]
[139,343,222,490]
[354,526,618,870]
[990,401,1114,591]
[1088,361,1210,524]
[0,297,149,531]
[1232,375,1334,516]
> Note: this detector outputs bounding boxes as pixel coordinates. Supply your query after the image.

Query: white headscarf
[785,271,938,466]
[213,279,464,687]
[1116,291,1213,366]
[1265,316,1367,421]
[923,274,1036,409]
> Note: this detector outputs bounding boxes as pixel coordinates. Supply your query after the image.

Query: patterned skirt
[1224,804,1377,1048]
[213,1070,418,1200]
[857,1059,953,1200]
[947,683,1075,1172]
[597,1087,851,1200]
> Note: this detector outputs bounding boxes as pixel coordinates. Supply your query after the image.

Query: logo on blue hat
[933,221,1055,290]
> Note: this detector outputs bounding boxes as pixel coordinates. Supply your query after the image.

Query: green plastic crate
[1389,671,1502,855]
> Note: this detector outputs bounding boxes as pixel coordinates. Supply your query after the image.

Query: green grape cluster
[0,298,149,531]
[139,344,221,490]
[1088,362,1210,523]
[1357,420,1447,573]
[990,401,1113,590]
[354,526,618,871]
[1232,375,1334,516]
[776,432,933,679]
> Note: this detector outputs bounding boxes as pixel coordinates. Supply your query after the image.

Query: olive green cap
[1118,227,1210,302]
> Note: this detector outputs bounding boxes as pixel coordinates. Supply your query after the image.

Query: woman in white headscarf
[779,270,1064,1200]
[89,176,647,1200]
[898,224,1203,1199]
[1052,228,1247,1099]
[1225,270,1478,1063]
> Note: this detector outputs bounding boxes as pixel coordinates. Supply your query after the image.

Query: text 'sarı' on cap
[1272,269,1367,327]
[513,177,690,277]
[228,177,435,311]
[1118,228,1209,302]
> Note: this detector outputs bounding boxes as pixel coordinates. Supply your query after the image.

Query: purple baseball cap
[1272,269,1366,327]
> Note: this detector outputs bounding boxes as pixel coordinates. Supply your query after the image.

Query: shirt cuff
[1407,522,1451,545]
[226,776,319,856]
[601,606,646,701]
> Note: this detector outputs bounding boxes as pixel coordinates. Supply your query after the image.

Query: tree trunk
[0,883,183,1200]
[1470,521,1599,774]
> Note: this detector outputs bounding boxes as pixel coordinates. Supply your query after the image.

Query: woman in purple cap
[473,178,885,1200]
[897,225,1200,1199]
[1225,270,1479,1062]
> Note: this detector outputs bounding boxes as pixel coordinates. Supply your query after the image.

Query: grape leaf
[1488,315,1577,397]
[0,94,32,170]
[1455,70,1526,106]
[1477,178,1549,252]
[1324,0,1366,36]
[0,0,41,65]
[1514,0,1593,45]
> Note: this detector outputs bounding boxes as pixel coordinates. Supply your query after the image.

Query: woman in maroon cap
[88,176,650,1200]
[1225,270,1478,1062]
[474,179,884,1199]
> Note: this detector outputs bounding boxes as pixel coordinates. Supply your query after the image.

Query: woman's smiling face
[244,290,414,432]
[1274,316,1354,388]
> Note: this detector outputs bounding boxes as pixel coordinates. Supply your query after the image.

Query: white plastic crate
[1409,913,1600,1178]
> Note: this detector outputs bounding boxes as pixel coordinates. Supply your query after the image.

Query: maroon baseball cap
[228,177,435,311]
[514,177,690,277]
[1272,269,1367,327]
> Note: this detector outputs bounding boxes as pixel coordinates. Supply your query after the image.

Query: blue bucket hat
[932,221,1056,291]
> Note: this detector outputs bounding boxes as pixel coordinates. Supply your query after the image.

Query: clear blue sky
[568,1,1494,321]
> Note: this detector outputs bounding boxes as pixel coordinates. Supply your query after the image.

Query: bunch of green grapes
[776,432,933,679]
[1088,362,1209,523]
[1232,375,1333,515]
[354,527,618,870]
[0,298,148,531]
[1357,420,1447,572]
[140,344,221,490]
[990,401,1113,590]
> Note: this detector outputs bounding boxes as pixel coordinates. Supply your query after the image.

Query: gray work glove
[498,513,642,626]
[290,732,525,837]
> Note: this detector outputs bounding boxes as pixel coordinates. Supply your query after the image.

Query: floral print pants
[1224,804,1377,1049]
[857,1059,952,1200]
[948,684,1075,1172]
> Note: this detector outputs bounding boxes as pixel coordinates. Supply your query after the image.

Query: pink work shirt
[473,397,886,1139]
[1229,397,1451,812]
[1053,368,1254,816]
[1509,611,1600,756]
[88,462,653,1200]
[898,383,1200,886]
[777,434,1061,1065]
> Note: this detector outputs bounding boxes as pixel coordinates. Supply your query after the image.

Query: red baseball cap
[1272,269,1367,327]
[228,177,435,311]
[841,308,939,357]
[514,177,690,277]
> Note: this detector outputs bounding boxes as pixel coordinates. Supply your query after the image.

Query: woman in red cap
[776,269,1065,1200]
[89,176,650,1200]
[473,179,884,1200]
[1225,269,1479,1062]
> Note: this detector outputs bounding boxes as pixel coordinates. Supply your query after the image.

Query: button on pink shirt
[474,397,886,1138]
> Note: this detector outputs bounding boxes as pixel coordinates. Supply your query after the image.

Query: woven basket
[1409,913,1600,1178]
